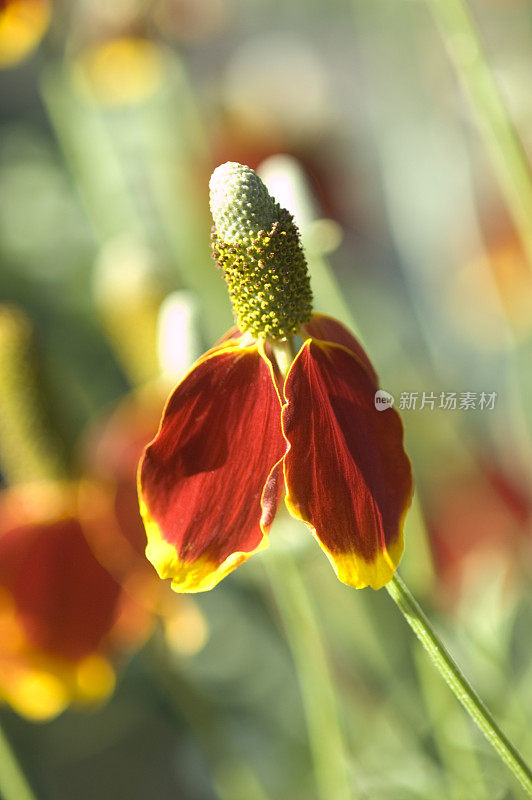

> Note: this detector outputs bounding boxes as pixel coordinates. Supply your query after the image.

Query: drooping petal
[282,339,413,589]
[301,314,378,384]
[138,344,286,592]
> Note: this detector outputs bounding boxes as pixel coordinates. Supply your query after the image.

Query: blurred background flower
[0,481,144,721]
[0,303,205,728]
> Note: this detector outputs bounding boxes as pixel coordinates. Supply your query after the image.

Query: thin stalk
[412,646,489,800]
[0,720,38,800]
[424,0,532,268]
[264,546,352,800]
[387,572,532,797]
[271,338,298,378]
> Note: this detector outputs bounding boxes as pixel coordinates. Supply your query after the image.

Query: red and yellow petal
[282,339,413,589]
[301,314,378,384]
[138,344,286,593]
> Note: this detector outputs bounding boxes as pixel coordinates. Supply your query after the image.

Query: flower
[138,162,413,593]
[428,460,532,601]
[0,482,153,720]
[0,306,165,720]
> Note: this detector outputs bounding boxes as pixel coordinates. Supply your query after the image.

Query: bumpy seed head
[209,162,312,340]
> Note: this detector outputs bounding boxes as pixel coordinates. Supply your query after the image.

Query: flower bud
[209,162,312,340]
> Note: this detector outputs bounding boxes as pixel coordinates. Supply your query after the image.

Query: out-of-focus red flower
[428,462,532,600]
[0,483,152,720]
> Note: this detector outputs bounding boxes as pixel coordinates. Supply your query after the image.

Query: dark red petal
[138,345,285,592]
[0,504,122,661]
[301,314,378,384]
[282,340,413,589]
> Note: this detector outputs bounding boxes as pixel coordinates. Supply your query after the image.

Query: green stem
[264,546,352,800]
[412,646,489,800]
[0,720,38,800]
[425,0,532,267]
[270,338,299,377]
[387,572,532,796]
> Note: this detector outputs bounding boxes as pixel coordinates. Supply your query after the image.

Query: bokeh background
[1,0,532,798]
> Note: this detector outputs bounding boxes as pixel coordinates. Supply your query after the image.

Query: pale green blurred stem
[41,66,232,343]
[264,547,352,800]
[40,69,142,242]
[387,573,532,797]
[425,0,532,267]
[413,647,488,800]
[0,721,38,800]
